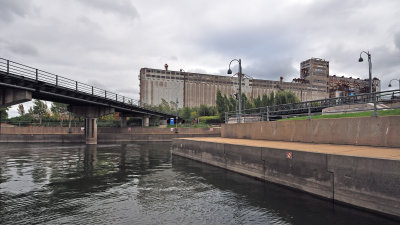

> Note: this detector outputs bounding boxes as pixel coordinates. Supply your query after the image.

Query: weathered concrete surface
[0,134,85,143]
[0,127,220,143]
[68,105,116,144]
[0,127,220,135]
[0,88,32,107]
[171,137,400,218]
[221,116,400,147]
[85,118,97,145]
[97,133,219,143]
[99,127,220,135]
[68,106,115,118]
[0,126,83,134]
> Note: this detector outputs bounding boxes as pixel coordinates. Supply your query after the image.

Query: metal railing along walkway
[225,89,400,123]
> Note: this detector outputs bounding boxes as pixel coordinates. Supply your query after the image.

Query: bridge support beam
[159,119,167,128]
[120,116,128,128]
[85,118,97,144]
[142,116,150,127]
[68,105,115,145]
[0,88,32,108]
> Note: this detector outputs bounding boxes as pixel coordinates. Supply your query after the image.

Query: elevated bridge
[0,58,176,144]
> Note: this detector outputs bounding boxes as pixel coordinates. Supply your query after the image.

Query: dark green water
[0,142,397,225]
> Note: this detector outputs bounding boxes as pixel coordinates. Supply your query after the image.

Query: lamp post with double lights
[358,51,373,96]
[227,59,243,123]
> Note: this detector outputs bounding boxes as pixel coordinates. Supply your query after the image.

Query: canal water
[0,142,397,225]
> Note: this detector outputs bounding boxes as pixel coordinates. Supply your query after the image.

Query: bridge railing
[225,89,400,123]
[0,58,166,114]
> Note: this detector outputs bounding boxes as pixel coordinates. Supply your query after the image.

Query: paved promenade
[179,137,400,160]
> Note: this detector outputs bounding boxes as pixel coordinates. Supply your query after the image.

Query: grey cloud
[2,0,400,105]
[7,42,39,56]
[77,0,139,20]
[201,26,299,79]
[0,0,32,22]
[0,39,39,57]
[395,32,400,51]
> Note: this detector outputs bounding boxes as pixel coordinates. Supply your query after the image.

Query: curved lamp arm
[227,59,240,74]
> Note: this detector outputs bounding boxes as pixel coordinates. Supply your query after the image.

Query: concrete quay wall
[0,130,220,143]
[221,116,400,147]
[1,126,220,135]
[171,138,400,218]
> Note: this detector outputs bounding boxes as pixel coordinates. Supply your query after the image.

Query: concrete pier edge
[171,138,400,220]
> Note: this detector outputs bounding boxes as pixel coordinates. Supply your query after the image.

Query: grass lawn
[280,109,400,121]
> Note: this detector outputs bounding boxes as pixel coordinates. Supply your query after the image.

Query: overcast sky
[1,0,400,117]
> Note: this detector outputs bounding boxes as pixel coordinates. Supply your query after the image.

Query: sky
[1,0,400,117]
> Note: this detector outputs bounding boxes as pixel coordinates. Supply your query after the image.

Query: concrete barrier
[0,134,85,143]
[1,126,220,135]
[0,127,220,143]
[171,138,400,218]
[99,127,221,135]
[221,116,400,147]
[0,126,82,134]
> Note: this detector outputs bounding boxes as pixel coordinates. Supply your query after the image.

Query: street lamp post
[358,51,373,97]
[227,59,242,123]
[175,98,178,133]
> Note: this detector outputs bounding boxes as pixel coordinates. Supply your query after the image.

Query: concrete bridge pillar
[68,105,114,145]
[120,116,128,128]
[85,118,97,144]
[159,119,167,128]
[142,116,150,127]
[0,88,32,107]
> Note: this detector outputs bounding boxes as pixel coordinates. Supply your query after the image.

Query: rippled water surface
[0,142,397,225]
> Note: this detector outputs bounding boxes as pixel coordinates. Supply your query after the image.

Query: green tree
[51,102,68,116]
[157,98,173,114]
[275,90,299,105]
[261,93,269,107]
[17,104,25,116]
[241,93,252,110]
[228,95,237,111]
[0,107,9,120]
[181,107,192,121]
[31,99,49,124]
[254,96,262,108]
[269,91,275,106]
[51,102,68,125]
[216,89,229,120]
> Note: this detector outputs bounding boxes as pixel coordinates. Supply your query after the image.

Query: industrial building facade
[139,58,380,108]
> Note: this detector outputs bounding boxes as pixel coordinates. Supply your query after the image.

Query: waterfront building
[139,58,380,107]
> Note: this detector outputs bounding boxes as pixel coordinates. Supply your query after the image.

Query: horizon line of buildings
[139,58,381,108]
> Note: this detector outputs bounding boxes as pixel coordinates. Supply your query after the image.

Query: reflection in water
[0,142,397,225]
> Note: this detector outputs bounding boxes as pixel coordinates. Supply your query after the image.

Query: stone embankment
[172,116,400,219]
[0,127,220,143]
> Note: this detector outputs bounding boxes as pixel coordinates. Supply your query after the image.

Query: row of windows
[313,79,328,84]
[314,68,326,72]
[146,74,246,85]
[146,74,184,80]
[146,69,185,75]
